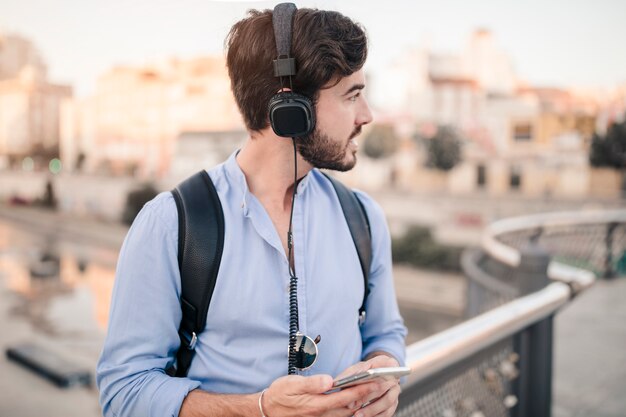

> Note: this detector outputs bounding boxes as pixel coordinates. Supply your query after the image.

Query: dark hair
[225,8,368,132]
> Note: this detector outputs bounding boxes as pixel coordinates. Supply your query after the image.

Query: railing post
[512,242,553,417]
[516,241,550,296]
[463,248,486,318]
[605,222,617,279]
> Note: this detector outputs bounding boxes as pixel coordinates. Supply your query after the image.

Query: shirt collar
[296,169,313,194]
[223,150,315,215]
[223,150,251,215]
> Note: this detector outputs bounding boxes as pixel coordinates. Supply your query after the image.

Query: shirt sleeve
[96,192,201,417]
[354,190,408,365]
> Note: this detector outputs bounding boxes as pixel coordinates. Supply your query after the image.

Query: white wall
[1,172,147,221]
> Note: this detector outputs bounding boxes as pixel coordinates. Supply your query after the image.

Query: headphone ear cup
[269,92,315,138]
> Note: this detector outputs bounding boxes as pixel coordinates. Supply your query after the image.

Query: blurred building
[169,130,246,185]
[369,29,623,199]
[461,29,518,95]
[0,32,46,80]
[62,56,244,178]
[470,88,598,198]
[0,32,71,168]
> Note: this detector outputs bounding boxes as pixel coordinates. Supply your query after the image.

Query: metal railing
[396,209,624,417]
[483,210,626,279]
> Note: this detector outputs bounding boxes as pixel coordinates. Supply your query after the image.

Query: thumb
[293,374,333,394]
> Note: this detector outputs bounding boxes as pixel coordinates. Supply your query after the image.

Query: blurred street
[1,2,625,415]
[0,204,625,416]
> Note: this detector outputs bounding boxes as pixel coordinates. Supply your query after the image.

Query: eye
[349,92,361,102]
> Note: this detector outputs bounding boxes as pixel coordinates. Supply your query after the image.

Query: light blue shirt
[96,151,407,417]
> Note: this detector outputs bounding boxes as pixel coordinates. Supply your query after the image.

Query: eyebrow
[342,83,365,96]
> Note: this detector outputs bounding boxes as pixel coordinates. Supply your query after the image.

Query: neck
[236,129,312,209]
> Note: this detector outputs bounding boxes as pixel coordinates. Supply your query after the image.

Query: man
[97,5,407,417]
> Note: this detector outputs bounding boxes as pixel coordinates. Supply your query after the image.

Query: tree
[590,119,626,169]
[391,225,463,271]
[589,118,626,194]
[361,124,399,159]
[121,183,159,225]
[426,125,462,171]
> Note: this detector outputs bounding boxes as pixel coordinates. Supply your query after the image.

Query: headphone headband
[272,3,297,77]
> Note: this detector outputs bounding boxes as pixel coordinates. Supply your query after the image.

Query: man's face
[298,69,373,171]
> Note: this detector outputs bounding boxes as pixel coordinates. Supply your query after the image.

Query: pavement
[0,203,624,416]
[552,277,626,417]
[0,290,103,417]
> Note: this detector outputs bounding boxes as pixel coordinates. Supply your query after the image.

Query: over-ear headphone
[268,3,315,138]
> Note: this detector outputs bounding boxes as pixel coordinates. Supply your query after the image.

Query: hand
[334,355,402,417]
[262,373,384,417]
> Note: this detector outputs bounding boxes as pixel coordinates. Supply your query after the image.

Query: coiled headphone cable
[287,137,299,375]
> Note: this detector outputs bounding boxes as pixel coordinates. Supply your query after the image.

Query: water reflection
[28,238,61,279]
[0,221,117,335]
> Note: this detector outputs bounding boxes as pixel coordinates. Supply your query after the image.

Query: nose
[356,96,373,126]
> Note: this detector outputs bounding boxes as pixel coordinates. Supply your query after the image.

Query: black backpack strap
[322,173,372,325]
[169,170,224,377]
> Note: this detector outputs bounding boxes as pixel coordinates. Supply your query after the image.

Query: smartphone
[332,366,411,389]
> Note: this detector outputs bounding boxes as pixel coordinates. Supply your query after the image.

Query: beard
[297,125,361,172]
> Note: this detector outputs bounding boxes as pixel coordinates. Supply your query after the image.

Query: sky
[1,0,625,97]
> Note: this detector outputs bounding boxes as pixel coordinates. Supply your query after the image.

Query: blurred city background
[0,1,625,416]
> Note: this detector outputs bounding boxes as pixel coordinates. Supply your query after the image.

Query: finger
[335,361,371,380]
[361,379,397,405]
[278,374,334,395]
[320,405,363,417]
[354,385,400,417]
[354,377,396,402]
[305,374,335,394]
[322,380,383,409]
[365,355,399,368]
